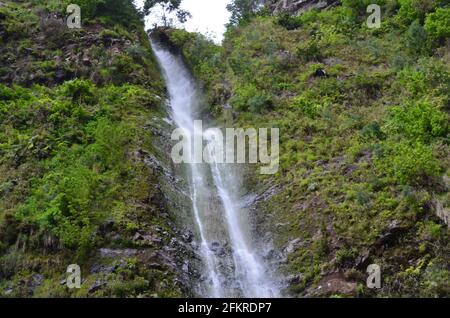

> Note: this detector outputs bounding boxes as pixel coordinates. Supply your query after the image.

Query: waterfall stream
[151,41,279,298]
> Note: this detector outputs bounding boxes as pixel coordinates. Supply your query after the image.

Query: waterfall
[151,40,279,298]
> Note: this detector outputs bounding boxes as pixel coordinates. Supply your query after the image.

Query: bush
[230,83,273,113]
[376,141,442,185]
[397,0,441,24]
[17,164,97,249]
[397,66,427,96]
[73,0,102,20]
[296,39,322,62]
[424,8,450,44]
[405,20,428,53]
[126,45,149,64]
[397,59,450,101]
[167,29,195,47]
[361,122,385,140]
[292,96,323,119]
[59,79,96,104]
[345,0,387,10]
[99,29,120,40]
[388,100,448,142]
[277,13,302,30]
[71,0,142,26]
[111,54,138,84]
[247,94,273,113]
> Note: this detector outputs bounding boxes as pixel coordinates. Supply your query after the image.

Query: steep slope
[159,0,449,297]
[0,0,192,297]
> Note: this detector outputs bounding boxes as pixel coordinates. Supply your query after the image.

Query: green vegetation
[0,0,182,298]
[161,0,449,297]
[1,0,448,298]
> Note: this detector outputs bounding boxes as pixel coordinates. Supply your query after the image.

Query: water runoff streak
[152,40,279,298]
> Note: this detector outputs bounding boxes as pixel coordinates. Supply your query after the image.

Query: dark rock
[32,274,44,287]
[209,241,227,257]
[88,280,106,294]
[133,232,162,245]
[90,264,116,274]
[355,249,371,269]
[375,220,405,247]
[287,274,304,285]
[99,219,115,234]
[210,241,221,251]
[182,230,194,243]
[99,248,139,258]
[314,68,327,77]
[82,56,91,66]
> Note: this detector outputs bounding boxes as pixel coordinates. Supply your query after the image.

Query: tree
[143,0,191,26]
[226,0,264,25]
[424,8,450,44]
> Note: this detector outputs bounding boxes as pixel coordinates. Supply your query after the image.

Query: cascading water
[204,130,278,298]
[151,40,279,298]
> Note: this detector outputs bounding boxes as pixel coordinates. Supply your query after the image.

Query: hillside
[0,0,449,298]
[0,0,192,297]
[158,0,449,297]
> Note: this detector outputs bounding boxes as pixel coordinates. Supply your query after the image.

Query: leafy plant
[376,141,442,185]
[387,100,448,142]
[230,83,273,113]
[424,8,450,44]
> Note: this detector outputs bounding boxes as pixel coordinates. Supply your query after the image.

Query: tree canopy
[226,0,263,25]
[143,0,191,24]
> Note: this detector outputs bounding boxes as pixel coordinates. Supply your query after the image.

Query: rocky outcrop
[268,0,340,15]
[306,273,357,297]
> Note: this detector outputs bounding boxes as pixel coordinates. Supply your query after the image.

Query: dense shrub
[230,83,273,113]
[361,122,385,140]
[376,141,442,185]
[405,20,428,53]
[424,8,450,44]
[388,100,449,142]
[59,79,96,104]
[296,39,322,62]
[72,0,142,26]
[277,13,302,30]
[396,0,441,24]
[292,95,323,119]
[397,59,450,101]
[343,0,387,13]
[74,0,101,19]
[0,80,150,260]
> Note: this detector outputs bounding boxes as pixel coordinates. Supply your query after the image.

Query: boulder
[309,273,357,296]
[375,220,405,247]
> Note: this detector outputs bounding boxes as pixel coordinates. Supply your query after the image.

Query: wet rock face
[268,0,340,14]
